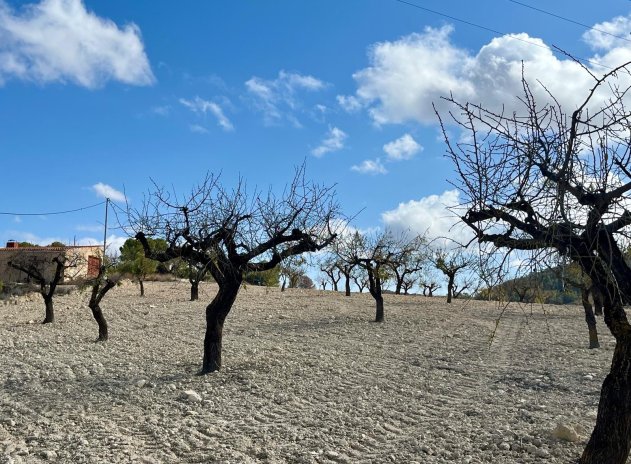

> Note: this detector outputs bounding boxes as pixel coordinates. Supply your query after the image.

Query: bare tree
[320,258,342,292]
[86,265,119,341]
[437,62,631,463]
[431,247,473,303]
[341,230,402,322]
[186,262,210,301]
[9,251,82,324]
[280,256,306,291]
[352,267,368,293]
[132,166,338,374]
[388,235,427,295]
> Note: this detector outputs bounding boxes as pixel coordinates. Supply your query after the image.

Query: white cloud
[179,96,234,131]
[381,190,471,246]
[246,70,326,125]
[0,0,154,88]
[92,182,125,202]
[583,15,631,51]
[311,126,347,157]
[13,216,21,223]
[351,158,387,175]
[336,94,364,112]
[349,24,631,125]
[383,133,422,161]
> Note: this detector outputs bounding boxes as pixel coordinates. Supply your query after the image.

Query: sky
[1,0,631,255]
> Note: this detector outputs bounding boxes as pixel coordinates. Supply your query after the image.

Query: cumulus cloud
[311,126,347,157]
[351,158,387,175]
[92,182,125,202]
[383,133,422,161]
[583,15,631,51]
[381,190,471,246]
[349,24,631,125]
[179,96,234,131]
[246,70,326,125]
[0,0,154,88]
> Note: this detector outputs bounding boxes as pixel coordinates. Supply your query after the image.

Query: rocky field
[0,280,618,463]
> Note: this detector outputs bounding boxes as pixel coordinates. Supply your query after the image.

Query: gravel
[0,280,619,463]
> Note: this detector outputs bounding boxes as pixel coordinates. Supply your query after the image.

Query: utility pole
[103,198,109,258]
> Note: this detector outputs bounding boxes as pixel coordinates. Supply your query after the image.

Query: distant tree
[48,241,66,247]
[244,267,280,287]
[431,247,474,303]
[132,166,339,373]
[296,274,315,289]
[18,242,38,248]
[352,266,368,293]
[388,235,427,295]
[279,256,307,291]
[320,258,342,291]
[8,251,82,323]
[341,230,402,322]
[118,238,166,296]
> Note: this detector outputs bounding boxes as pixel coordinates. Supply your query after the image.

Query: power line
[508,0,631,45]
[0,200,105,217]
[391,0,612,70]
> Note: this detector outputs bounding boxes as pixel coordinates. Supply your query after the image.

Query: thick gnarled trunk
[580,334,631,463]
[89,304,108,341]
[201,279,241,374]
[345,275,351,297]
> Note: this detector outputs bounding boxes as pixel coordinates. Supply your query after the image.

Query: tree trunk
[395,280,402,295]
[201,279,241,374]
[593,287,604,316]
[89,303,108,341]
[581,287,599,349]
[345,275,351,296]
[43,295,54,324]
[375,296,384,322]
[580,333,631,463]
[446,276,454,304]
[333,281,338,292]
[139,280,145,297]
[190,281,199,301]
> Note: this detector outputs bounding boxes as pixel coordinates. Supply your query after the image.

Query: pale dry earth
[0,281,618,463]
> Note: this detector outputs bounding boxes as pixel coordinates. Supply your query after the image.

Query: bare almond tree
[9,251,83,324]
[341,230,403,322]
[132,166,339,374]
[430,247,474,303]
[86,265,119,341]
[437,61,631,463]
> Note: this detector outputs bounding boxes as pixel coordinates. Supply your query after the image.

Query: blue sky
[1,0,630,254]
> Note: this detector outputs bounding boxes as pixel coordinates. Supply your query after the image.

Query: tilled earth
[0,281,617,463]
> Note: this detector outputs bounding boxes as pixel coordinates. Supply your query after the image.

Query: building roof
[0,245,102,252]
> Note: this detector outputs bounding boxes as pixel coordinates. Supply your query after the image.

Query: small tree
[279,256,307,291]
[320,258,342,291]
[342,230,402,322]
[9,251,82,323]
[388,235,427,295]
[431,247,473,303]
[118,238,165,296]
[132,166,339,373]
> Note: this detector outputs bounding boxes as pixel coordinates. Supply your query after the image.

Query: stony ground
[0,280,618,463]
